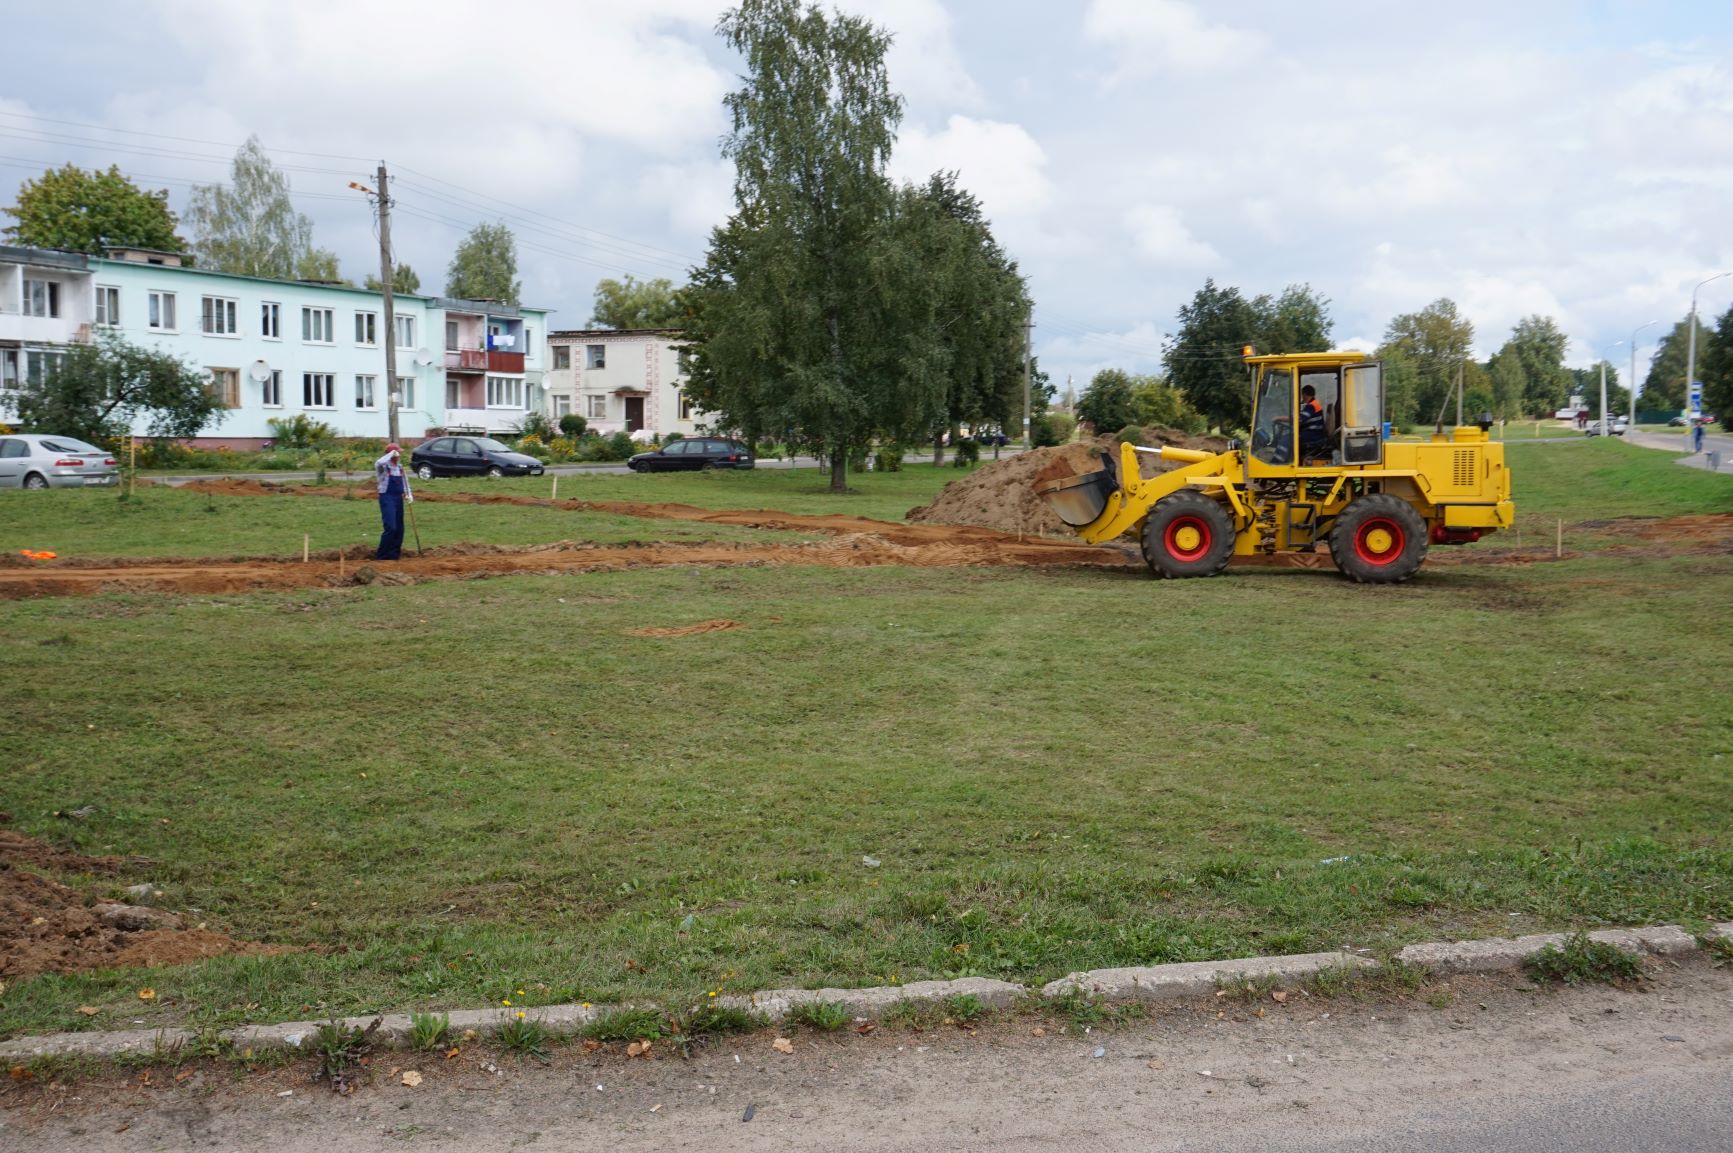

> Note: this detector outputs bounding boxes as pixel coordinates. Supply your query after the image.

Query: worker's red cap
[385,442,401,452]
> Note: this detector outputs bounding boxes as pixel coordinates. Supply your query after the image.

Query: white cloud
[859,0,986,111]
[893,115,1051,220]
[1121,204,1219,267]
[1082,0,1264,81]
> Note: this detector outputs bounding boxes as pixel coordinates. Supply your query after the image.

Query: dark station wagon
[627,438,755,473]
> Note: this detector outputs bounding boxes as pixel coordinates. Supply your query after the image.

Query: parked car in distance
[1584,416,1627,437]
[973,432,1012,446]
[1668,416,1691,427]
[627,438,755,472]
[0,434,119,489]
[409,436,545,479]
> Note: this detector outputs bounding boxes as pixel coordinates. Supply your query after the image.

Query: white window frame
[586,344,606,370]
[552,345,571,370]
[261,301,282,340]
[679,392,699,421]
[395,376,415,410]
[148,291,177,331]
[485,375,523,408]
[208,367,240,408]
[1,349,17,389]
[355,374,377,410]
[262,369,283,408]
[395,315,415,349]
[95,285,120,327]
[552,395,570,418]
[201,295,239,337]
[586,394,607,419]
[354,310,378,346]
[445,379,461,409]
[445,319,459,350]
[22,278,59,318]
[524,327,535,362]
[302,372,336,409]
[302,307,334,344]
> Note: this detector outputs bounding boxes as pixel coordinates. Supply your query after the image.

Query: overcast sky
[3,0,1729,396]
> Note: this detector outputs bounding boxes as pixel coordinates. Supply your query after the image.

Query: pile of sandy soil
[906,431,1229,536]
[0,821,285,978]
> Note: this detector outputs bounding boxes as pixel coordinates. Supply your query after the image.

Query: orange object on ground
[20,550,57,561]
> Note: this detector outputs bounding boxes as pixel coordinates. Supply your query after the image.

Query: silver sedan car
[0,434,119,489]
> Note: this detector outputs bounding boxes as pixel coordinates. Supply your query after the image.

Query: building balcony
[445,348,488,373]
[487,350,525,374]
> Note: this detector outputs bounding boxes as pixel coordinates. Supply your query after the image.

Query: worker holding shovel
[374,443,415,560]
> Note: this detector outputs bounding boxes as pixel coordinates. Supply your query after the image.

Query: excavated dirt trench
[3,480,1724,600]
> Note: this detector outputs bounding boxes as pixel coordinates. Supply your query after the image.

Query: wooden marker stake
[1556,519,1562,558]
[552,476,558,501]
[303,534,310,563]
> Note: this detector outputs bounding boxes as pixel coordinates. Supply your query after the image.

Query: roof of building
[0,244,91,272]
[549,327,685,339]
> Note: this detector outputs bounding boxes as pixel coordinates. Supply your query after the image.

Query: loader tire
[1329,494,1428,583]
[1141,491,1235,579]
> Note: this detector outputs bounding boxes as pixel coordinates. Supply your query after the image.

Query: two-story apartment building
[0,244,91,410]
[0,244,551,445]
[544,328,704,438]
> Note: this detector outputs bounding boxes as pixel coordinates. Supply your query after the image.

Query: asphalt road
[1627,427,1733,473]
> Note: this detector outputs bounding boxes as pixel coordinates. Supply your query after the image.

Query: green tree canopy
[1495,315,1572,416]
[446,222,520,303]
[1377,299,1474,425]
[591,275,684,328]
[1700,303,1733,422]
[685,0,961,491]
[185,136,326,279]
[12,330,222,444]
[1571,364,1628,418]
[364,263,421,294]
[1075,368,1137,432]
[1164,280,1333,430]
[1642,316,1714,413]
[294,247,347,285]
[3,164,187,255]
[1486,351,1526,421]
[903,172,1030,448]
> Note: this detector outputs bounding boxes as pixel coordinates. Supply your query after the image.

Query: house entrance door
[625,396,645,433]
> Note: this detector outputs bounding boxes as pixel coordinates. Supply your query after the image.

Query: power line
[0,109,378,164]
[392,185,693,275]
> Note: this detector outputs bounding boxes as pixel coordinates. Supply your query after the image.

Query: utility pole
[377,163,399,446]
[1021,309,1034,448]
[349,166,400,444]
[1686,273,1730,427]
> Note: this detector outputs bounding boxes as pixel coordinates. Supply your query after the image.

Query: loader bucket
[1035,451,1119,528]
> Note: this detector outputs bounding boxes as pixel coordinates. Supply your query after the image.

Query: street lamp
[1686,273,1732,423]
[1629,319,1660,427]
[1598,341,1624,437]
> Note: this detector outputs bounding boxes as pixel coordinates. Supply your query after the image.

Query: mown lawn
[0,484,805,560]
[0,436,1729,1039]
[1504,438,1733,522]
[436,460,974,522]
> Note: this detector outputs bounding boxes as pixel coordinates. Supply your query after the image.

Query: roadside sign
[1689,381,1703,415]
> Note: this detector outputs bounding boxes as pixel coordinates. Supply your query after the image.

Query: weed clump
[311,1017,379,1094]
[1524,933,1645,987]
[786,999,851,1032]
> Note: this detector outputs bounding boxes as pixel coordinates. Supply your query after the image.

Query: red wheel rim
[1164,515,1212,562]
[1353,516,1405,566]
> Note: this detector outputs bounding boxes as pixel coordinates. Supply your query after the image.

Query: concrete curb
[4,922,1729,1062]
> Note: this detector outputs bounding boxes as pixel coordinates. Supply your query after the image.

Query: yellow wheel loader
[1036,349,1514,583]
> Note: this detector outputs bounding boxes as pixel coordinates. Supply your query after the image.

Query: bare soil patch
[625,619,746,638]
[0,825,282,979]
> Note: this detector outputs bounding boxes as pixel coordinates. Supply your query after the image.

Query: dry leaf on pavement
[401,1071,423,1087]
[772,1037,794,1054]
[627,1040,651,1058]
[1271,990,1289,1003]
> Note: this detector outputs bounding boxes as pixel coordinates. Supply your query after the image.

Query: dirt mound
[626,619,746,638]
[907,432,1229,536]
[0,828,285,979]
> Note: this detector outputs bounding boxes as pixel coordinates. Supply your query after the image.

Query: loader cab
[1247,352,1384,474]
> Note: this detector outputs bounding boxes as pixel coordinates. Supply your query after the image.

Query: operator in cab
[1299,384,1329,460]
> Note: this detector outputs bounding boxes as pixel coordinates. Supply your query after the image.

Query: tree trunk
[830,444,848,492]
[933,431,945,467]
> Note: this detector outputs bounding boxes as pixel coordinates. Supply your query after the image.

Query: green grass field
[0,439,1729,1039]
[0,484,804,559]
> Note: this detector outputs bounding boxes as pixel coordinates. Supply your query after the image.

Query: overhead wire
[0,109,379,164]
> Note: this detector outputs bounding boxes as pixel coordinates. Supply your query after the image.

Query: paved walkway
[1626,428,1733,474]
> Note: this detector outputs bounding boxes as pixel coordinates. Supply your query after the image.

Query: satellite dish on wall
[412,348,435,367]
[247,359,273,384]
